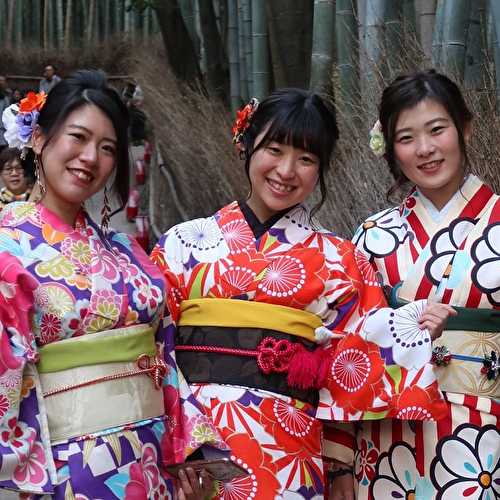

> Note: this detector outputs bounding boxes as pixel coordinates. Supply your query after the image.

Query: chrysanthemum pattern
[431,423,500,500]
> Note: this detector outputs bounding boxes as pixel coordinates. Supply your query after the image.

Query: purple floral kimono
[0,202,223,499]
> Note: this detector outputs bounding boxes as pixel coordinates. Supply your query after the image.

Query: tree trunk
[104,0,110,40]
[227,0,241,114]
[152,0,201,83]
[310,0,335,91]
[441,0,472,80]
[464,0,486,89]
[337,0,359,114]
[418,0,437,64]
[402,0,417,39]
[251,0,269,99]
[15,0,22,52]
[179,0,199,57]
[86,0,95,42]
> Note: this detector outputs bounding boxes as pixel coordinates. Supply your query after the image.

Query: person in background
[10,88,23,104]
[344,69,500,500]
[0,147,34,209]
[39,64,61,94]
[0,69,217,498]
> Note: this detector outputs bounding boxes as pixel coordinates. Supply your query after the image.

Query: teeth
[71,170,92,181]
[268,179,293,192]
[420,160,441,169]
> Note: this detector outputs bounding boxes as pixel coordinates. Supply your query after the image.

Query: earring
[101,185,111,236]
[34,155,46,198]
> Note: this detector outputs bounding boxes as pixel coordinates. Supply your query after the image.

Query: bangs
[258,104,328,161]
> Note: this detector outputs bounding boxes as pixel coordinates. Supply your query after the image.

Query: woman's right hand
[177,468,214,500]
[419,301,457,341]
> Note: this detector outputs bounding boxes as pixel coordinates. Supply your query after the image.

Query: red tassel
[287,345,331,390]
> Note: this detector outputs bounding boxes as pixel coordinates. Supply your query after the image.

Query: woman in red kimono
[152,88,454,499]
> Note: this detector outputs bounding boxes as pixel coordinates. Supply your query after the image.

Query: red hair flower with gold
[232,97,259,145]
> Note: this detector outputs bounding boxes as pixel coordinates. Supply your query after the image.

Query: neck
[246,196,277,223]
[419,176,464,210]
[41,195,81,227]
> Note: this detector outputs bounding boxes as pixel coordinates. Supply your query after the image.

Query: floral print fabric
[152,201,446,498]
[352,175,500,500]
[0,202,223,498]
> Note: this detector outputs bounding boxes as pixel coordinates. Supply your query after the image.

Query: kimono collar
[238,199,296,239]
[37,202,88,234]
[0,186,31,204]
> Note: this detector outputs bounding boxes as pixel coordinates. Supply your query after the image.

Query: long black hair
[239,88,339,215]
[36,69,130,205]
[379,69,472,199]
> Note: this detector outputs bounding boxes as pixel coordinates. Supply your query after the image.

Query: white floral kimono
[351,175,499,500]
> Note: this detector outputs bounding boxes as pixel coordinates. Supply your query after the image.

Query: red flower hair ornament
[231,97,259,146]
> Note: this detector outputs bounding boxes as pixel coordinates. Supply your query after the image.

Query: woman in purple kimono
[0,71,220,498]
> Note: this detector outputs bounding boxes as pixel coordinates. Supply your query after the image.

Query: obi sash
[390,287,500,400]
[175,298,327,405]
[36,323,166,444]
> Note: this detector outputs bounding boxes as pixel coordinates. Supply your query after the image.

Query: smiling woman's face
[33,104,117,224]
[393,98,469,209]
[246,128,320,222]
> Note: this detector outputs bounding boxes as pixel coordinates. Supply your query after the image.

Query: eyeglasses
[2,166,24,175]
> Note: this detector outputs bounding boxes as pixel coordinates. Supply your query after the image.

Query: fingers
[178,467,203,500]
[418,303,457,339]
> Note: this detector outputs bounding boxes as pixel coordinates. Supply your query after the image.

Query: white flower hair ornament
[369,120,386,158]
[2,91,47,157]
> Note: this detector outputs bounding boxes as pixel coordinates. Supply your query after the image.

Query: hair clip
[232,98,259,145]
[369,120,386,158]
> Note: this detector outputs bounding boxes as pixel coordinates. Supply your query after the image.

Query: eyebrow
[396,117,450,135]
[67,124,117,143]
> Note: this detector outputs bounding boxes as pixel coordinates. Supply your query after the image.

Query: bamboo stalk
[310,0,336,91]
[418,0,437,64]
[227,0,241,114]
[441,0,472,80]
[491,0,500,109]
[251,0,269,100]
[237,0,249,101]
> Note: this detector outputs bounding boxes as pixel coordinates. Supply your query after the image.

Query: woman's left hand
[419,301,457,341]
[177,467,214,500]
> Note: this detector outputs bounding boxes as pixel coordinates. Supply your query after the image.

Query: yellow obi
[36,323,165,444]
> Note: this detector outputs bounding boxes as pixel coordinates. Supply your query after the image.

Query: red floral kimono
[151,201,446,499]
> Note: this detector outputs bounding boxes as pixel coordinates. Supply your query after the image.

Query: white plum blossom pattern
[425,217,477,286]
[362,300,432,370]
[166,217,230,264]
[370,442,435,500]
[471,222,500,306]
[353,208,410,258]
[431,423,500,500]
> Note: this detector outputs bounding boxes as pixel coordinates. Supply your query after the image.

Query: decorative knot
[137,354,168,389]
[431,345,452,366]
[256,337,297,375]
[481,350,499,381]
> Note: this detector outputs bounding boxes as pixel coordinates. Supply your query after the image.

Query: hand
[329,472,355,500]
[177,468,214,500]
[418,301,457,341]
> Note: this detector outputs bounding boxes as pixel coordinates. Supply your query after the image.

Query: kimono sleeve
[0,252,55,493]
[316,238,446,422]
[150,238,228,465]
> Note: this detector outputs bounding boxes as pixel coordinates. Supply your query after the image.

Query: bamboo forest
[1,0,500,236]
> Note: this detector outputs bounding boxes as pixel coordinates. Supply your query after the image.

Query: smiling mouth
[267,178,295,193]
[68,168,94,182]
[418,160,443,170]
